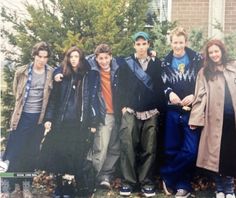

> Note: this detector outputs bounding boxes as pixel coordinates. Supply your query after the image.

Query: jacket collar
[225,61,236,72]
[162,47,202,67]
[22,63,50,75]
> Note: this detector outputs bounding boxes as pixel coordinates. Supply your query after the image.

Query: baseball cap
[132,31,150,41]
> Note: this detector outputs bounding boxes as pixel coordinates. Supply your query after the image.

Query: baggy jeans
[92,114,120,181]
[120,112,158,185]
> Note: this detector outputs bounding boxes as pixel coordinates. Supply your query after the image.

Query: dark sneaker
[120,184,132,196]
[162,180,174,195]
[53,186,63,198]
[141,185,156,197]
[99,178,111,189]
[175,189,190,198]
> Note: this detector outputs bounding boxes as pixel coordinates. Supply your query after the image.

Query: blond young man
[160,27,203,198]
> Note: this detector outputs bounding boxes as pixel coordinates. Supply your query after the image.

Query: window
[148,0,171,23]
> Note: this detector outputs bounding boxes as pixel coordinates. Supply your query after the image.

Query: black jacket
[118,54,166,113]
[44,66,91,129]
[86,55,122,126]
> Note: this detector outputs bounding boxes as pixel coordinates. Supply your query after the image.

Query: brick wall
[171,0,209,35]
[225,0,236,34]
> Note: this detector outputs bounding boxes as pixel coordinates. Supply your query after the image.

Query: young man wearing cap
[160,26,203,198]
[118,31,166,197]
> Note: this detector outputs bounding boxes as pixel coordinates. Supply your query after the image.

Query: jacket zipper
[61,77,73,122]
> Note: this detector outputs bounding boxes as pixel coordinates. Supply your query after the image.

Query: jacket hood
[85,54,119,73]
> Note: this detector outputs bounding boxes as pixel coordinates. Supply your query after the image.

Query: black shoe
[120,183,132,196]
[62,183,75,198]
[53,186,63,198]
[141,184,156,197]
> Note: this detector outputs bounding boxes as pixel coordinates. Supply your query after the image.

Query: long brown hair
[203,39,228,81]
[61,46,86,77]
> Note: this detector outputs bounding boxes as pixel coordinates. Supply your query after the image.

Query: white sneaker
[100,179,111,189]
[216,192,225,198]
[226,194,235,198]
[175,189,190,198]
[0,160,9,173]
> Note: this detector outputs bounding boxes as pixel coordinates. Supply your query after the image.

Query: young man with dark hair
[118,32,166,197]
[1,41,54,196]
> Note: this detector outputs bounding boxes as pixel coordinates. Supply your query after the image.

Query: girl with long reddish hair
[189,39,236,198]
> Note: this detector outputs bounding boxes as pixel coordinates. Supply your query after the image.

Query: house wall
[225,0,236,34]
[171,0,209,35]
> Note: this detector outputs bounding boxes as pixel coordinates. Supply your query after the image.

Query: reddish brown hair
[203,39,228,81]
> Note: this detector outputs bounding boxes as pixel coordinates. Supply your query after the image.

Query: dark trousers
[160,109,200,191]
[119,112,158,186]
[3,112,42,172]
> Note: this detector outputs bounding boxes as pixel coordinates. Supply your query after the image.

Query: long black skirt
[3,112,43,172]
[39,125,93,176]
[219,114,236,177]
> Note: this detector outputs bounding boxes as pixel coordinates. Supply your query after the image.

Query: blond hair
[170,27,188,42]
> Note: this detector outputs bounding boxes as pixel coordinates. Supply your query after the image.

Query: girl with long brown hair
[40,46,94,197]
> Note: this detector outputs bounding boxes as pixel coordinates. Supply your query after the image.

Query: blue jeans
[215,174,235,194]
[160,109,200,191]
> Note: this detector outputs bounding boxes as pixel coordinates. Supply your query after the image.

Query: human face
[96,53,112,72]
[171,35,187,57]
[208,44,222,65]
[70,51,80,70]
[34,50,49,69]
[133,38,150,58]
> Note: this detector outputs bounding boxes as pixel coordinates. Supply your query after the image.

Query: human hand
[122,107,127,115]
[90,128,96,133]
[149,50,157,57]
[181,94,194,106]
[44,121,52,132]
[169,92,181,105]
[189,125,198,130]
[54,73,63,82]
